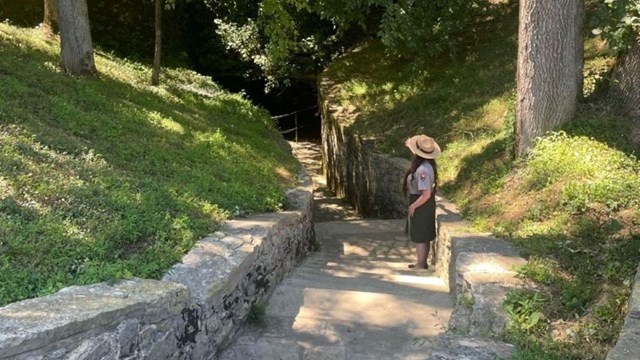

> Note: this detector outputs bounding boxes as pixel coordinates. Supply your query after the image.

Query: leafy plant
[247,302,267,326]
[503,290,547,334]
[590,0,640,54]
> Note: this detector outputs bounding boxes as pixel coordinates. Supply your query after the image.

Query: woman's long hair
[403,155,438,196]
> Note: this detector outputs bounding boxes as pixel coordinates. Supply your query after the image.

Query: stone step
[314,219,406,237]
[279,271,447,298]
[309,245,415,262]
[301,252,419,270]
[427,334,515,360]
[264,285,451,330]
[297,258,433,277]
[221,331,440,360]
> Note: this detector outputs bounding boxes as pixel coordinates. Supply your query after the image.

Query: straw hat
[406,134,441,159]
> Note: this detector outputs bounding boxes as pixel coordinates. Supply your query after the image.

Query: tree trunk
[57,0,96,76]
[515,0,584,158]
[151,0,162,86]
[611,35,640,150]
[43,0,58,35]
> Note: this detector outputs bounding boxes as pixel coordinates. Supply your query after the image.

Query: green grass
[0,23,297,306]
[322,2,640,359]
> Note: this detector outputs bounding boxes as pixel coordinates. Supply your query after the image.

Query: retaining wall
[319,79,408,219]
[0,169,315,360]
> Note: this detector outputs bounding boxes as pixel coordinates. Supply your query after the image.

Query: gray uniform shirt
[407,162,435,195]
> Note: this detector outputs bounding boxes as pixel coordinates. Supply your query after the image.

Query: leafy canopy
[209,0,491,88]
[591,0,640,53]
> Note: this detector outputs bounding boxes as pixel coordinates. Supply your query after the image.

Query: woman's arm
[408,189,432,217]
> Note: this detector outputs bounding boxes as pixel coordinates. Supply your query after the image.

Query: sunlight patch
[147,111,185,134]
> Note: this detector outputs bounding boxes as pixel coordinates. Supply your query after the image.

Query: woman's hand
[408,204,416,217]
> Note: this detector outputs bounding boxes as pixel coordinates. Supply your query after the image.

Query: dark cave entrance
[212,75,322,143]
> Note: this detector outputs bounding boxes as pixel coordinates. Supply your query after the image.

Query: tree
[151,0,163,86]
[43,0,58,35]
[611,35,640,148]
[57,0,97,76]
[612,35,640,116]
[591,0,640,148]
[516,0,584,157]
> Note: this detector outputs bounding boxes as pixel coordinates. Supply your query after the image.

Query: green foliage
[517,258,559,285]
[212,0,496,87]
[214,0,306,88]
[0,24,297,306]
[377,0,492,58]
[247,302,267,326]
[590,0,640,54]
[524,131,640,214]
[504,290,547,334]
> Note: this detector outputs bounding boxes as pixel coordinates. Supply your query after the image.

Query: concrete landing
[219,220,453,360]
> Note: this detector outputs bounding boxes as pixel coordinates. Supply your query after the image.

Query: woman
[403,134,440,270]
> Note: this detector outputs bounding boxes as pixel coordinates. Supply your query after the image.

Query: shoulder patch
[419,171,427,181]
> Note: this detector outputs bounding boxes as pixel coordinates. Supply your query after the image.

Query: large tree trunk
[611,35,640,150]
[43,0,58,35]
[151,0,162,86]
[515,0,584,158]
[57,0,96,76]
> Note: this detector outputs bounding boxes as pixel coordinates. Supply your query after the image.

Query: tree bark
[57,0,96,76]
[515,0,584,158]
[611,35,640,149]
[43,0,58,35]
[151,0,163,86]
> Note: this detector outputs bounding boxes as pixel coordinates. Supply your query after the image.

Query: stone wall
[319,79,409,218]
[0,169,315,360]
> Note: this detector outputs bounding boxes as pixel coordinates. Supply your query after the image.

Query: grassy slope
[0,23,297,306]
[323,3,640,359]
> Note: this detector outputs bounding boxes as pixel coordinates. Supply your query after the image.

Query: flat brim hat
[407,134,441,159]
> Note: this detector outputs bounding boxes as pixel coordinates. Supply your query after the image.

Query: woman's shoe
[408,264,428,270]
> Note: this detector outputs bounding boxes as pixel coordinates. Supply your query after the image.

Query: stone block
[427,334,515,360]
[116,320,140,357]
[66,335,117,360]
[0,279,188,359]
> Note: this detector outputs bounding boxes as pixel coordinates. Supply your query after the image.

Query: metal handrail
[273,105,318,142]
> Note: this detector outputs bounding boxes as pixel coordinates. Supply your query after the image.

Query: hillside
[323,3,640,359]
[0,23,297,306]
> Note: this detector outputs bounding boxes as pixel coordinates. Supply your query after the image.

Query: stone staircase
[220,219,453,360]
[219,142,522,360]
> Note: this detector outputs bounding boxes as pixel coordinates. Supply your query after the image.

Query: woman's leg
[410,242,429,269]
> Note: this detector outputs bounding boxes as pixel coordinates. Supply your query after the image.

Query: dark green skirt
[406,194,436,244]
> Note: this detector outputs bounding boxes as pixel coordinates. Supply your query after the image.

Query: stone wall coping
[0,167,315,360]
[0,279,189,359]
[162,211,304,306]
